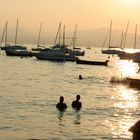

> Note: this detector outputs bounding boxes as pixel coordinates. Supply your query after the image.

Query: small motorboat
[76,59,109,66]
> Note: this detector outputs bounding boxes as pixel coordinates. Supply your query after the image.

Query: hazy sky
[1,0,140,34]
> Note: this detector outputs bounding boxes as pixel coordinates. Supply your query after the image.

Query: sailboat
[101,20,121,54]
[1,19,26,51]
[31,21,49,52]
[130,25,140,63]
[4,19,32,57]
[35,23,77,61]
[69,24,85,56]
[50,22,70,52]
[117,24,139,61]
[0,20,7,49]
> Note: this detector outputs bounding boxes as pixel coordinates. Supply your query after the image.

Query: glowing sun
[122,0,140,5]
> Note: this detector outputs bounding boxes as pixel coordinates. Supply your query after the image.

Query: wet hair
[76,95,80,101]
[79,74,82,80]
[56,96,67,111]
[60,96,64,103]
[72,95,82,110]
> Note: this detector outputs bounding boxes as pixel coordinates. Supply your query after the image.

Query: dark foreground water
[0,46,140,140]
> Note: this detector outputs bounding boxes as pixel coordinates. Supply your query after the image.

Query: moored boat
[76,59,109,66]
[69,24,85,56]
[126,77,140,89]
[102,20,126,55]
[34,49,77,61]
[1,45,26,51]
[5,48,33,57]
[69,48,85,56]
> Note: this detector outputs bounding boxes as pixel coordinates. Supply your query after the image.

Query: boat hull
[76,59,109,66]
[35,55,76,61]
[126,77,140,89]
[1,45,26,51]
[102,49,120,55]
[5,49,33,57]
[35,51,77,62]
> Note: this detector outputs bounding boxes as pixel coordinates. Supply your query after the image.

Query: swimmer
[72,95,82,110]
[79,74,82,80]
[56,96,67,111]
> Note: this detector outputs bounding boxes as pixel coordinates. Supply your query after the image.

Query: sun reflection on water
[117,60,138,77]
[108,85,138,139]
[111,117,134,139]
[114,86,138,109]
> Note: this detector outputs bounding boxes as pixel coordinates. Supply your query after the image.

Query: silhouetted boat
[35,49,77,61]
[101,20,125,55]
[69,48,85,56]
[5,48,33,57]
[117,24,140,61]
[102,49,120,54]
[126,77,140,89]
[76,59,109,66]
[34,23,78,61]
[117,51,134,60]
[31,21,49,52]
[69,24,85,56]
[1,19,27,51]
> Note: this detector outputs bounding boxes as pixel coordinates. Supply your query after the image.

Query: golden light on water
[117,60,138,77]
[108,85,138,139]
[114,86,138,109]
[111,116,134,139]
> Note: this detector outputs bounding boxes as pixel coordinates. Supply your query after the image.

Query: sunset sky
[0,0,140,46]
[0,0,140,33]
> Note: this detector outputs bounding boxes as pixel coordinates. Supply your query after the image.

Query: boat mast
[122,21,129,49]
[73,24,77,50]
[15,18,19,46]
[102,29,109,49]
[59,23,61,45]
[63,25,65,46]
[5,20,8,46]
[54,22,61,45]
[37,21,42,47]
[134,24,137,52]
[108,20,112,49]
[0,20,8,46]
[120,29,124,49]
[0,23,6,46]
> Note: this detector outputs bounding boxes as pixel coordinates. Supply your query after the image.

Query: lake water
[0,46,140,140]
